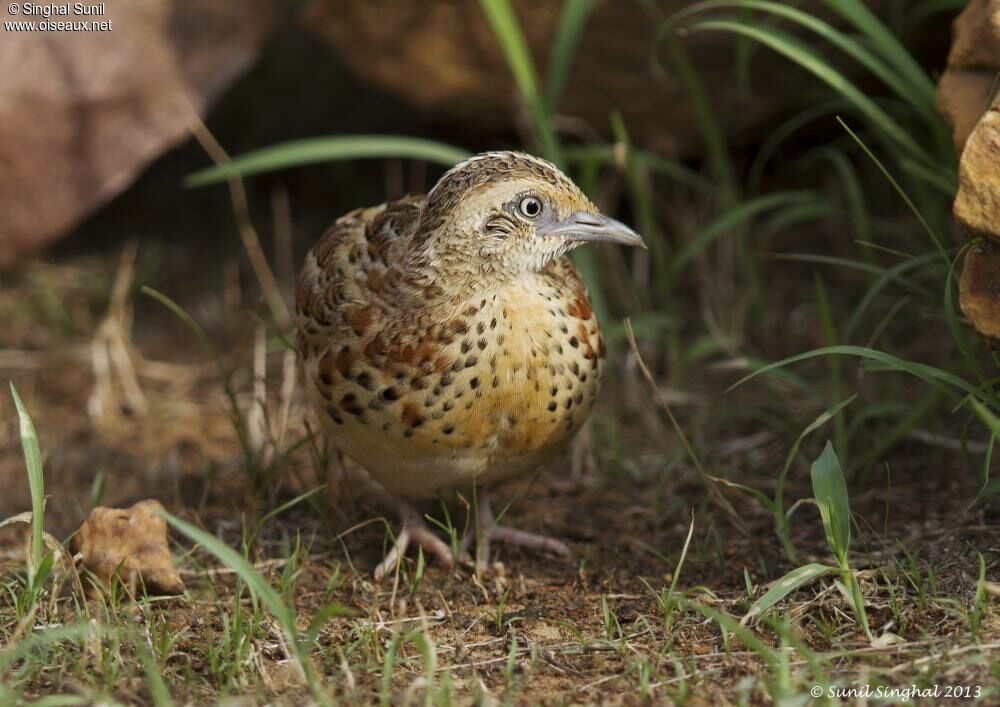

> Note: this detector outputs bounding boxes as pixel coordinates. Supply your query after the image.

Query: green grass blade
[821,0,936,102]
[843,252,940,341]
[670,191,818,277]
[772,254,931,297]
[906,0,973,31]
[775,395,857,562]
[813,275,845,456]
[834,574,872,639]
[744,563,836,622]
[545,0,597,114]
[684,19,928,164]
[682,600,779,672]
[748,99,846,191]
[186,136,471,187]
[676,1,934,118]
[851,389,943,473]
[815,148,871,249]
[945,245,987,388]
[610,112,664,294]
[898,156,958,196]
[970,399,1000,438]
[562,144,712,193]
[138,644,174,707]
[479,0,562,163]
[165,512,334,703]
[10,384,44,583]
[141,286,255,474]
[836,118,949,266]
[161,511,296,633]
[760,197,835,234]
[655,30,737,199]
[0,622,102,674]
[810,441,851,564]
[727,344,977,399]
[970,434,997,508]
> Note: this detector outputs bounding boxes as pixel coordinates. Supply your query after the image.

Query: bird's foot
[374,503,458,581]
[462,490,572,569]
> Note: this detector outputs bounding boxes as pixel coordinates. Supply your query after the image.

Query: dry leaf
[71,499,184,595]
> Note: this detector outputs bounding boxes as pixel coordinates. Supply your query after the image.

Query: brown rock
[960,239,1000,341]
[947,0,1000,69]
[71,499,184,595]
[936,70,999,153]
[954,105,1000,240]
[936,0,1000,339]
[0,0,276,265]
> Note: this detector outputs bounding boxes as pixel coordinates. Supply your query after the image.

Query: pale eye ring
[518,196,543,218]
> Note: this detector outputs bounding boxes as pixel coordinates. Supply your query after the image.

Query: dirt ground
[1,246,998,705]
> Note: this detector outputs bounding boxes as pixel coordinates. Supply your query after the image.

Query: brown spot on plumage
[567,298,592,320]
[318,350,337,385]
[335,346,358,378]
[435,355,452,374]
[401,403,422,428]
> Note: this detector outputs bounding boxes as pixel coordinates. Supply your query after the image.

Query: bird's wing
[295,195,425,354]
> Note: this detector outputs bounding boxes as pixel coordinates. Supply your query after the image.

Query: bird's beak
[541,211,647,249]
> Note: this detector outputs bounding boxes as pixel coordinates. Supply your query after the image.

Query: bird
[296,151,645,579]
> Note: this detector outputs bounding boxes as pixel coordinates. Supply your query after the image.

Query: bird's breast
[303,266,605,496]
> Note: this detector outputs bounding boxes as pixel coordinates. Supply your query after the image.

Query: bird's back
[296,195,606,498]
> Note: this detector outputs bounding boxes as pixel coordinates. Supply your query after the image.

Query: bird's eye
[518,196,543,218]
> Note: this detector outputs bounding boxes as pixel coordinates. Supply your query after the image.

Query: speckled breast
[301,258,606,498]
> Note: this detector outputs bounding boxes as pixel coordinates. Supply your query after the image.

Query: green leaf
[186,136,471,187]
[810,441,851,564]
[10,384,44,583]
[743,563,836,622]
[775,395,856,562]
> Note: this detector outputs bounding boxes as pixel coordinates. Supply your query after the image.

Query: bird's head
[409,152,644,292]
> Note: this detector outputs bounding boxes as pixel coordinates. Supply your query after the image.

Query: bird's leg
[374,502,456,581]
[463,488,572,569]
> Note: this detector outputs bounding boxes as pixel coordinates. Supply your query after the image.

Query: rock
[71,499,184,595]
[0,0,276,265]
[959,239,1000,341]
[936,0,1000,339]
[301,0,883,157]
[954,106,1000,242]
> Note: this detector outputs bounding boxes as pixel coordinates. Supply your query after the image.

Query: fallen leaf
[71,499,184,595]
